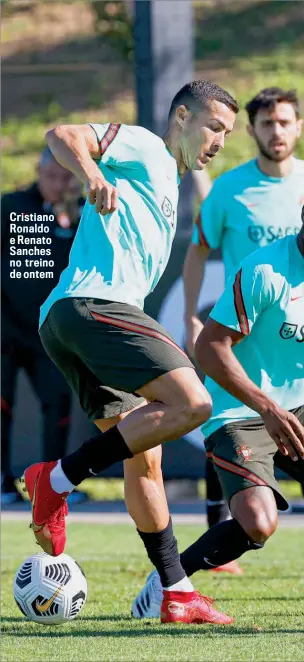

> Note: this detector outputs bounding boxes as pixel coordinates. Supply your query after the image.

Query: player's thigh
[137,366,211,410]
[206,418,290,513]
[94,399,147,432]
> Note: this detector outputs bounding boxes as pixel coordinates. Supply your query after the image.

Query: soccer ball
[14,552,87,625]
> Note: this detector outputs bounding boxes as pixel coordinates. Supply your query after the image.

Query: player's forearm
[192,169,212,201]
[183,243,208,321]
[196,338,276,416]
[45,126,102,185]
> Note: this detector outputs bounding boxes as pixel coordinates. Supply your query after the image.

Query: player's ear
[175,105,191,129]
[246,123,255,138]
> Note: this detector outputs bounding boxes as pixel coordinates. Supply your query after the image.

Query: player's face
[179,100,236,170]
[248,102,302,162]
[38,161,77,204]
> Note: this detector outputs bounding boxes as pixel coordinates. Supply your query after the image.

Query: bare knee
[231,487,278,543]
[245,509,278,542]
[125,445,163,481]
[183,390,213,429]
[138,367,212,430]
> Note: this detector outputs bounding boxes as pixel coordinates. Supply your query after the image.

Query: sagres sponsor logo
[35,587,62,613]
[248,225,300,244]
[168,602,185,616]
[279,322,298,340]
[237,445,253,461]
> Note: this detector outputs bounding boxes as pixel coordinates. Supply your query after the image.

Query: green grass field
[1,522,303,661]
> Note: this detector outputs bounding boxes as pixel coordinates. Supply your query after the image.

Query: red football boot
[161,590,234,624]
[21,462,69,556]
[210,561,244,575]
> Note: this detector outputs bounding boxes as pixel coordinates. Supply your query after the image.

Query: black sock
[61,426,133,485]
[137,517,187,588]
[180,518,264,576]
[205,456,230,527]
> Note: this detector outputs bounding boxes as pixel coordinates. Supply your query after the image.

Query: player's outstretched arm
[45,125,118,215]
[183,242,210,357]
[183,175,225,358]
[192,169,212,200]
[195,318,304,461]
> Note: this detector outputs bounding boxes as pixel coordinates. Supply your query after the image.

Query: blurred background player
[134,206,304,617]
[183,86,304,556]
[1,147,86,504]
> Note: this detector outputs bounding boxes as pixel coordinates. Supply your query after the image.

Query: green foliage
[2,523,304,661]
[2,103,64,192]
[90,0,134,60]
[2,1,304,192]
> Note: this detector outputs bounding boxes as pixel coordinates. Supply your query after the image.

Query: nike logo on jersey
[291,296,303,302]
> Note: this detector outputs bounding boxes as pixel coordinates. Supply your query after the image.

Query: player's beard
[254,134,297,163]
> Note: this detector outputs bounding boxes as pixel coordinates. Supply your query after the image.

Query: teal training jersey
[192,157,304,281]
[40,123,179,327]
[202,235,304,439]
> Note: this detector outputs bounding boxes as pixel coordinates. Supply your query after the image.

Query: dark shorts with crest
[205,406,304,510]
[39,297,193,420]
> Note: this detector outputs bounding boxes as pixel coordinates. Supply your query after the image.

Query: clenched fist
[86,176,118,215]
[262,405,304,461]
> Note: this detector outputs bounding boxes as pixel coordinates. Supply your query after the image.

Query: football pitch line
[2,510,304,526]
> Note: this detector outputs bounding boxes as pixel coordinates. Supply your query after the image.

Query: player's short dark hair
[301,205,304,225]
[246,87,300,125]
[168,80,239,121]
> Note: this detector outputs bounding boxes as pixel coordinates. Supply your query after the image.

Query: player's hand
[86,176,118,215]
[185,316,204,358]
[261,406,304,461]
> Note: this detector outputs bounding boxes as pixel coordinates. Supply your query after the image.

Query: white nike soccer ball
[13,552,87,625]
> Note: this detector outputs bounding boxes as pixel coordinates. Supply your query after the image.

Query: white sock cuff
[165,576,194,592]
[50,460,75,494]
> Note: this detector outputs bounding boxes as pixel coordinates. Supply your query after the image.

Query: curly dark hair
[246,87,300,125]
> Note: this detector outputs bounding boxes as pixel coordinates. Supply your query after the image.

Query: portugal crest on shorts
[279,322,298,340]
[236,445,253,461]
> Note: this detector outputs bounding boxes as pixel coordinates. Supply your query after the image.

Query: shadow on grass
[2,619,303,638]
[1,615,132,624]
[218,596,302,602]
